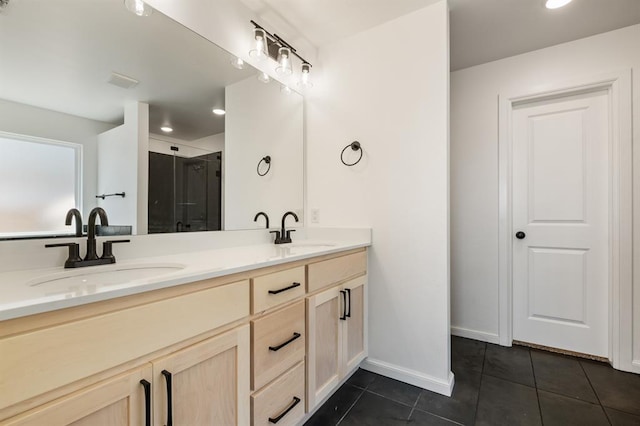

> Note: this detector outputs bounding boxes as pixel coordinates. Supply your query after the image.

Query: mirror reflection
[0,0,303,239]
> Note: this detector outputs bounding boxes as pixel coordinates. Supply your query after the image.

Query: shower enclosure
[148,150,222,233]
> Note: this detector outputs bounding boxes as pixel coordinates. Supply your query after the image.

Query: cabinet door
[342,276,367,375]
[306,285,344,410]
[4,365,152,426]
[152,325,250,426]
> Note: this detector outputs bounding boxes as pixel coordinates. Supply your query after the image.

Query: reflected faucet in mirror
[45,208,130,268]
[271,211,299,244]
[254,212,270,229]
[65,208,83,237]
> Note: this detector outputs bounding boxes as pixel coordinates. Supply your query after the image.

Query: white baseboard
[360,358,454,397]
[451,326,500,344]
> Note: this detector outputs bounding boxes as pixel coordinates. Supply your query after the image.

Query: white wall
[97,102,149,234]
[0,99,116,219]
[306,1,452,394]
[450,25,640,364]
[225,76,304,230]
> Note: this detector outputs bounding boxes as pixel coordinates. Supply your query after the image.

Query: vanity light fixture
[249,28,268,61]
[545,0,572,9]
[298,63,313,88]
[276,47,293,76]
[212,108,226,115]
[124,0,153,17]
[160,126,173,133]
[249,21,313,88]
[231,57,245,69]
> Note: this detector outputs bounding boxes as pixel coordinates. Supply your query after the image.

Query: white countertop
[0,239,369,321]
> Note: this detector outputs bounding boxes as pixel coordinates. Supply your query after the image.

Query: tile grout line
[472,342,488,423]
[335,376,371,426]
[529,348,545,425]
[407,386,422,421]
[578,361,613,426]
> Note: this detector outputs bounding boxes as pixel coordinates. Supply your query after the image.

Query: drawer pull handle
[268,396,301,424]
[140,379,151,426]
[269,332,302,351]
[268,282,301,295]
[345,288,351,318]
[340,290,347,320]
[161,370,173,426]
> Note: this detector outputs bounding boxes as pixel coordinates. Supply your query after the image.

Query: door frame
[497,70,633,371]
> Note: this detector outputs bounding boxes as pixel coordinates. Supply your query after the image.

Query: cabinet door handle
[139,379,151,426]
[161,370,173,426]
[340,290,347,320]
[269,332,301,351]
[268,282,301,295]
[268,396,301,424]
[345,288,351,318]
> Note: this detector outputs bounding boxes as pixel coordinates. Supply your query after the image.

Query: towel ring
[257,155,271,176]
[340,141,363,166]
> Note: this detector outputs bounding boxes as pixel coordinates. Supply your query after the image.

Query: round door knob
[515,231,526,240]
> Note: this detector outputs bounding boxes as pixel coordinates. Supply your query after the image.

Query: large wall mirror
[0,0,303,239]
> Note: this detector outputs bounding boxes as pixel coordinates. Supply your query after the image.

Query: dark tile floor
[304,336,640,425]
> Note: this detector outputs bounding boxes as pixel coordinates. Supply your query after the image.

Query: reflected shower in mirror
[0,0,303,239]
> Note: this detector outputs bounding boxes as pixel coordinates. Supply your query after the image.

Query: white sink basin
[28,263,185,290]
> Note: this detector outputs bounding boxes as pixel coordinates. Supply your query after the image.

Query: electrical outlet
[311,208,320,224]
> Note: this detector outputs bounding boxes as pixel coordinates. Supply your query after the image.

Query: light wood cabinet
[3,365,152,426]
[0,247,367,426]
[152,325,250,426]
[306,275,367,410]
[251,361,305,426]
[251,301,305,391]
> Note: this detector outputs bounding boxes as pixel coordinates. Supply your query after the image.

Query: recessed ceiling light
[545,0,572,9]
[160,126,173,133]
[212,108,226,115]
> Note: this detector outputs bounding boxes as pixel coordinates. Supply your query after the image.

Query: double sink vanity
[0,229,371,426]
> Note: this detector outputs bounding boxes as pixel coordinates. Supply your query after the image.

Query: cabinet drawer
[307,251,367,293]
[0,280,249,412]
[251,301,305,391]
[251,361,305,426]
[251,266,305,314]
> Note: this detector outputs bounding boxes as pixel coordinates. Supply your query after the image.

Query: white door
[512,89,609,357]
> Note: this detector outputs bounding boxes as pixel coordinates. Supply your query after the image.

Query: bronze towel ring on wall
[340,141,363,166]
[257,155,271,176]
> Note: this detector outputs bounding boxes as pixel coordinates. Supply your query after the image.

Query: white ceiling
[0,0,256,141]
[449,0,640,71]
[241,0,640,71]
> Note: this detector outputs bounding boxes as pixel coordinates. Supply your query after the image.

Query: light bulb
[280,85,292,95]
[545,0,572,9]
[249,28,268,61]
[257,72,271,83]
[160,126,173,133]
[124,0,153,17]
[276,47,293,76]
[298,63,313,88]
[231,57,245,69]
[212,108,226,115]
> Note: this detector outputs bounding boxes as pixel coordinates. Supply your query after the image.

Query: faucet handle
[45,242,82,268]
[285,229,296,240]
[269,230,282,243]
[101,239,130,262]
